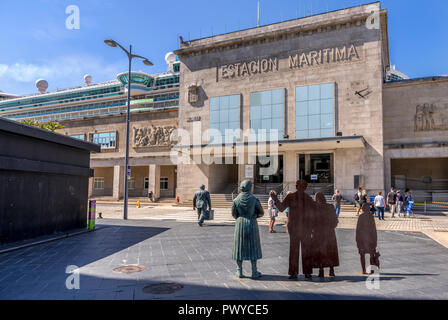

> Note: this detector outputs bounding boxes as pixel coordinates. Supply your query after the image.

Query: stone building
[1,2,447,204]
[173,2,448,202]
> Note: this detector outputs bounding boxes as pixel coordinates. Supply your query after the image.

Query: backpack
[354,193,360,201]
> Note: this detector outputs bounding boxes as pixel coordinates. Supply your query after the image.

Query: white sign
[245,165,254,179]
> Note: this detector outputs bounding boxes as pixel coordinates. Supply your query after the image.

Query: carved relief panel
[133,125,177,147]
[414,103,448,132]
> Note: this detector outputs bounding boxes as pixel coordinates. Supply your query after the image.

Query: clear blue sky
[0,0,447,95]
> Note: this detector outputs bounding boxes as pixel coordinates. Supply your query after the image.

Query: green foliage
[21,120,64,132]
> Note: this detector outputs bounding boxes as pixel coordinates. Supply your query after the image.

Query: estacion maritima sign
[218,43,361,81]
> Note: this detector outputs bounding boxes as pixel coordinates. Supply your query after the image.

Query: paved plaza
[1,212,448,300]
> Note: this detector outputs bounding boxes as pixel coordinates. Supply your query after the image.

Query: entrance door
[298,153,333,184]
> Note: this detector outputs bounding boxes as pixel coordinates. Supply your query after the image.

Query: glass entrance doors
[298,153,333,184]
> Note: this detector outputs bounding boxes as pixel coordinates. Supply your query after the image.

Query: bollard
[88,200,96,230]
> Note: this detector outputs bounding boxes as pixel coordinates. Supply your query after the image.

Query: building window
[250,89,284,140]
[70,134,85,140]
[93,177,104,190]
[128,177,135,190]
[295,83,335,139]
[160,177,169,190]
[91,132,116,148]
[209,94,240,143]
[144,177,149,189]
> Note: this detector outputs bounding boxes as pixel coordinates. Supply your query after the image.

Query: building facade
[173,2,448,202]
[1,2,447,203]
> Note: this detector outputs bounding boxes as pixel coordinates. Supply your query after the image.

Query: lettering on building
[187,116,201,122]
[133,125,177,147]
[219,58,279,80]
[217,44,360,81]
[414,103,448,132]
[289,44,360,69]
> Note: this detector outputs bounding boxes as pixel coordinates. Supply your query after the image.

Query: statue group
[231,179,341,279]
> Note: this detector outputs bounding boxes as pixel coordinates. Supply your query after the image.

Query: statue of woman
[232,180,264,279]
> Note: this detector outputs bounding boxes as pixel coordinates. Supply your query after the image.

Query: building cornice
[175,5,385,57]
[384,76,448,88]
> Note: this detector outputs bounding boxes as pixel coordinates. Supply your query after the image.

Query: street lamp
[104,39,153,220]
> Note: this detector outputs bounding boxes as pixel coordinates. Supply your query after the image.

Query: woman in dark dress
[312,192,340,277]
[356,203,378,274]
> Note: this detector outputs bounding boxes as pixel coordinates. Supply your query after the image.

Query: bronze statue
[270,180,316,279]
[312,192,339,277]
[232,180,264,279]
[356,203,379,274]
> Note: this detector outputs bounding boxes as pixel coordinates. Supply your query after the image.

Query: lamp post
[104,39,153,220]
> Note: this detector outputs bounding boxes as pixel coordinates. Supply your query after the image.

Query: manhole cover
[142,282,183,294]
[113,265,146,274]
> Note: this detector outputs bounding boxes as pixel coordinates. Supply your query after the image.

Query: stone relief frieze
[414,103,448,132]
[133,125,177,147]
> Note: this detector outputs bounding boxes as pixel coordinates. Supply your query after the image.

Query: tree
[21,120,64,132]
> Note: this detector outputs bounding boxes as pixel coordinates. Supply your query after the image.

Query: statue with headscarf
[232,180,264,279]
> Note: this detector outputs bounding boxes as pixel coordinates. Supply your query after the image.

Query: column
[283,151,296,192]
[148,164,161,201]
[88,176,94,198]
[112,165,124,200]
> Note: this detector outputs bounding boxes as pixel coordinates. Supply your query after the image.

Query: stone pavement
[96,204,448,247]
[0,218,448,300]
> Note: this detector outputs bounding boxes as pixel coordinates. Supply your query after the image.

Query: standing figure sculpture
[232,180,264,279]
[270,180,316,279]
[312,192,339,278]
[193,184,211,227]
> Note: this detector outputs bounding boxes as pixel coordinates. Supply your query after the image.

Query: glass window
[209,94,241,143]
[160,177,169,190]
[250,89,284,141]
[94,177,104,190]
[91,132,116,148]
[128,177,135,190]
[144,177,149,189]
[296,83,335,139]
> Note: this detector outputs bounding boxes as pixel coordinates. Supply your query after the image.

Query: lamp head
[143,59,153,66]
[104,39,117,47]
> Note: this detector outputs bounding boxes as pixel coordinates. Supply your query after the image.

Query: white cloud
[0,55,127,94]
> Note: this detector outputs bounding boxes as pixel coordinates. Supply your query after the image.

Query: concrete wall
[382,78,448,191]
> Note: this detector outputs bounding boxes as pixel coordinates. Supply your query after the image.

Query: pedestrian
[404,188,415,217]
[332,189,342,217]
[356,203,379,274]
[193,184,211,227]
[312,192,339,278]
[354,187,363,216]
[268,195,279,233]
[396,190,404,217]
[232,180,264,279]
[387,187,397,218]
[374,190,386,220]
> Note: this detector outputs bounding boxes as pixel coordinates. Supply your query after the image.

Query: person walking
[312,192,339,278]
[374,190,386,220]
[354,187,363,216]
[396,190,404,217]
[193,184,211,227]
[387,187,397,218]
[332,189,342,217]
[232,180,264,279]
[404,188,415,217]
[268,195,279,233]
[356,203,379,274]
